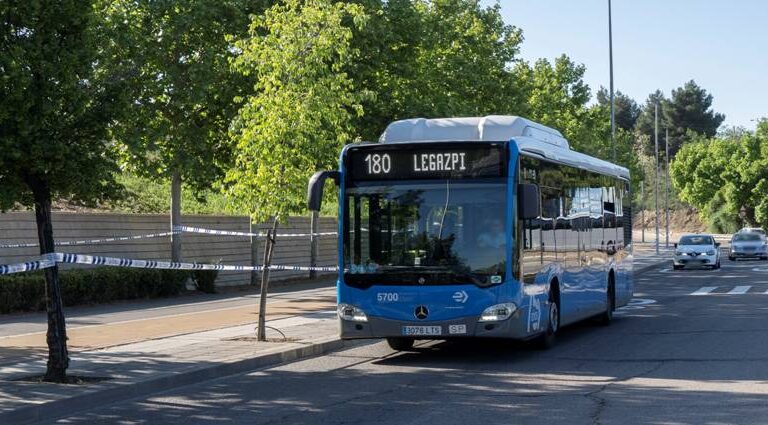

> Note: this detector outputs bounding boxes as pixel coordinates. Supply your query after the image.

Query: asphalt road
[52,259,768,425]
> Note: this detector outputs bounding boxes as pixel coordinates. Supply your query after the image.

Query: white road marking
[691,286,718,296]
[727,286,751,294]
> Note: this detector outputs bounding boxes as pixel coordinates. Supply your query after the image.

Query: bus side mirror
[307,171,340,211]
[518,183,540,220]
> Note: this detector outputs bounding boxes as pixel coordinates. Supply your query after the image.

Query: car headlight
[675,250,683,256]
[707,250,716,256]
[478,303,517,322]
[337,303,368,322]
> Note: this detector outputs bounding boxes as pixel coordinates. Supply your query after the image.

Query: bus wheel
[386,337,415,351]
[599,280,615,326]
[534,299,559,350]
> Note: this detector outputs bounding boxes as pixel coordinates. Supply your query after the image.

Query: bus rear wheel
[598,280,615,326]
[534,299,559,350]
[386,337,415,351]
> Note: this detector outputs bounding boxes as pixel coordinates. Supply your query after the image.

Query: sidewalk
[633,242,675,273]
[0,285,341,425]
[0,248,673,425]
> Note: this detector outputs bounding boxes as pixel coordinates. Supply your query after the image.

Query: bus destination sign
[347,144,506,181]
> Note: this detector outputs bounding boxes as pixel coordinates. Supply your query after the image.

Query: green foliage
[635,81,725,158]
[109,173,245,215]
[0,0,126,210]
[227,0,368,222]
[596,87,640,131]
[0,268,188,314]
[350,0,526,141]
[670,136,735,210]
[102,0,260,192]
[704,192,740,234]
[515,55,591,147]
[670,120,768,231]
[665,81,725,155]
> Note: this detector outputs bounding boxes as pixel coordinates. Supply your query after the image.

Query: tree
[634,90,668,157]
[596,87,640,131]
[636,81,725,158]
[1,0,126,381]
[721,122,768,228]
[226,0,367,222]
[670,124,768,232]
[349,0,526,141]
[664,80,725,157]
[670,136,735,212]
[516,55,592,148]
[103,0,259,261]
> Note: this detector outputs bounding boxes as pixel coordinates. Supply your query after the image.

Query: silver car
[673,234,721,270]
[729,232,768,261]
[738,227,766,236]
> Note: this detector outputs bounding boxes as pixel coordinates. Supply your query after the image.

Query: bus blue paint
[316,116,632,347]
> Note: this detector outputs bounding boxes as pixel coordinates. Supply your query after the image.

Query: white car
[673,234,721,270]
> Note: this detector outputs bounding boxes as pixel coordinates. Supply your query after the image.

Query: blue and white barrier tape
[175,225,336,239]
[0,231,178,250]
[1,253,338,275]
[0,258,57,275]
[53,253,338,273]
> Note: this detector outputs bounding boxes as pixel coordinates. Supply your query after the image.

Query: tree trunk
[171,171,182,262]
[32,184,69,382]
[257,218,279,341]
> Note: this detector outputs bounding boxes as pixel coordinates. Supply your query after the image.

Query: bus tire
[599,276,615,326]
[534,292,559,350]
[386,337,415,351]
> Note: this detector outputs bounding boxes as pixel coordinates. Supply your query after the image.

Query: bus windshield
[344,179,506,286]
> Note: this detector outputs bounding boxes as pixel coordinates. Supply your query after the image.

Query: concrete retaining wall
[0,212,338,287]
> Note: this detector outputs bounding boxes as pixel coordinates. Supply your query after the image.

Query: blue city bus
[307,116,632,350]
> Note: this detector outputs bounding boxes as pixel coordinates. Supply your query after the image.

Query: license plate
[402,326,442,336]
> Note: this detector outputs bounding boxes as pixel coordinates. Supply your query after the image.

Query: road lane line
[690,286,718,295]
[727,286,751,295]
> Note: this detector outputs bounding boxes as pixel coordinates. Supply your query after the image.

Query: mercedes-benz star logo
[414,305,429,320]
[418,277,426,285]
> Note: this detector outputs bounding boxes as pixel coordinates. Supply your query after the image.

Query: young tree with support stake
[0,0,127,382]
[227,0,367,340]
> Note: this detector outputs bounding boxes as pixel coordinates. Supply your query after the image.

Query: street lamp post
[608,0,616,162]
[665,128,670,248]
[654,103,660,255]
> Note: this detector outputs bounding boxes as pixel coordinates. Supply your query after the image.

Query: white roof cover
[378,115,629,180]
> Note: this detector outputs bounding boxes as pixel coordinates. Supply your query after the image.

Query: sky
[482,0,768,130]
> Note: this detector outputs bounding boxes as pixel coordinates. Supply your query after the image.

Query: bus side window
[541,187,561,261]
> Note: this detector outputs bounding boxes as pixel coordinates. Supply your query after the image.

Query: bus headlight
[338,303,368,322]
[478,303,517,322]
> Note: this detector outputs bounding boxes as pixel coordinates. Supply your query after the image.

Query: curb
[1,336,347,425]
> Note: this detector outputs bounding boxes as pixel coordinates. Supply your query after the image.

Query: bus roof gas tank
[378,115,629,180]
[379,115,569,149]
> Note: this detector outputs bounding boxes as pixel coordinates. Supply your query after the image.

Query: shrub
[192,263,220,294]
[0,267,189,314]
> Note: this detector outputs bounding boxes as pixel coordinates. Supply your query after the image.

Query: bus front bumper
[339,311,530,340]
